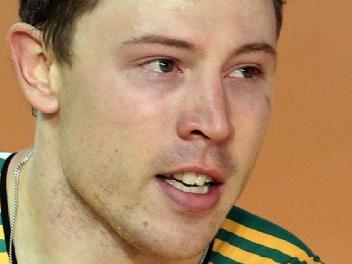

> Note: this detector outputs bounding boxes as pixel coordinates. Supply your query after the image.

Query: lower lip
[156,177,221,212]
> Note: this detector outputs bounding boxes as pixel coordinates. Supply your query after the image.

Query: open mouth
[156,173,219,195]
[156,171,223,211]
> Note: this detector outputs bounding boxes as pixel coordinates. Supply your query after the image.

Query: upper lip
[158,166,225,184]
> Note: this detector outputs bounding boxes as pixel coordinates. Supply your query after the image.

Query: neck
[9,149,205,264]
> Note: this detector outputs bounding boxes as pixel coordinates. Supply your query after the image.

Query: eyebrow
[121,34,196,51]
[233,43,277,57]
[121,34,276,57]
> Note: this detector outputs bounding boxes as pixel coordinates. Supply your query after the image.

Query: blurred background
[1,1,351,263]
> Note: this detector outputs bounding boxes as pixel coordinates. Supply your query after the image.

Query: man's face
[56,0,277,259]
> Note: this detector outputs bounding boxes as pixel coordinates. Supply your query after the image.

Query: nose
[177,74,234,144]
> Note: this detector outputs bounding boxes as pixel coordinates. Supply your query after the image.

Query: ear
[7,22,59,114]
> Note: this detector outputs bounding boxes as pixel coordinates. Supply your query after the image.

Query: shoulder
[211,206,324,264]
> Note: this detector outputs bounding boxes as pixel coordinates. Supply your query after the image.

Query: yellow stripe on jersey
[221,218,316,263]
[0,207,3,240]
[213,238,280,264]
[0,252,9,264]
[0,229,4,240]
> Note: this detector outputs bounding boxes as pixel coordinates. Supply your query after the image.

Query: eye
[229,65,263,79]
[143,59,177,73]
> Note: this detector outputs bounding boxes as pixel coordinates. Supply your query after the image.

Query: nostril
[191,130,210,140]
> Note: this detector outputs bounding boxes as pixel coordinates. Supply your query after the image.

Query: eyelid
[134,56,178,66]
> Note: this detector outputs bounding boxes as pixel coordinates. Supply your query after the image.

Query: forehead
[73,0,276,55]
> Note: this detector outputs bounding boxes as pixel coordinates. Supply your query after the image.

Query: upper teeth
[173,172,213,186]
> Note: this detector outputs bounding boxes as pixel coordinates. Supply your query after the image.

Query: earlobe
[7,22,59,114]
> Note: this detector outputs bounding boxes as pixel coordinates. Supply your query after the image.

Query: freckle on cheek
[143,221,149,227]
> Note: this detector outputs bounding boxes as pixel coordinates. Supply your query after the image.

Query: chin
[143,237,207,260]
[113,219,213,260]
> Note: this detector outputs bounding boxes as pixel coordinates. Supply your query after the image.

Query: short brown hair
[19,0,285,65]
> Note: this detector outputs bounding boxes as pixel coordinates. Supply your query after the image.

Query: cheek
[58,68,179,179]
[229,77,272,127]
[233,92,271,129]
[230,93,271,161]
[61,60,178,137]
